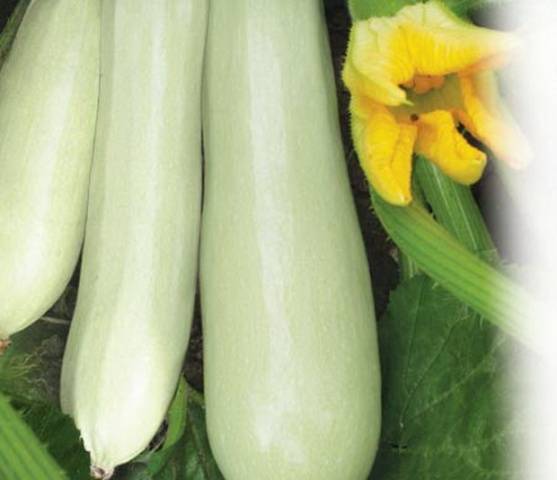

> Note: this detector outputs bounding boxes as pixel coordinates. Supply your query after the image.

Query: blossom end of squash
[90,465,114,480]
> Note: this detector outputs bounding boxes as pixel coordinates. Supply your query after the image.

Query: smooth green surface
[201,1,380,478]
[60,0,207,475]
[0,392,68,480]
[0,0,100,340]
[370,275,514,480]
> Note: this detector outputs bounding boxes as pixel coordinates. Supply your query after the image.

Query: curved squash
[0,0,100,344]
[201,1,381,479]
[60,0,207,477]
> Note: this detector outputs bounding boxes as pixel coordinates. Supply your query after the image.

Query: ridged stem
[399,253,419,281]
[398,180,425,280]
[414,156,498,262]
[0,393,67,480]
[371,191,535,346]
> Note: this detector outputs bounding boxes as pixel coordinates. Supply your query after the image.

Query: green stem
[399,253,419,281]
[0,393,67,480]
[399,178,425,280]
[414,156,497,262]
[163,378,188,450]
[0,0,30,65]
[371,191,534,345]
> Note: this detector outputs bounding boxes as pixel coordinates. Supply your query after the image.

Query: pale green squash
[0,0,100,344]
[60,0,207,477]
[201,1,381,479]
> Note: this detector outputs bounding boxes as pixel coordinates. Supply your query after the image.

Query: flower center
[393,75,465,123]
[402,75,445,95]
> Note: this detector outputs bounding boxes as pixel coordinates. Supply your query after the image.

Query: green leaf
[181,395,223,480]
[161,379,189,450]
[0,392,68,480]
[0,320,89,478]
[17,402,90,480]
[130,379,190,477]
[370,275,519,479]
[348,0,513,21]
[0,318,69,405]
[348,0,413,19]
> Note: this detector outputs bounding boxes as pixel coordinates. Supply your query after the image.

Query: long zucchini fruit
[60,1,207,477]
[201,1,381,479]
[0,0,100,345]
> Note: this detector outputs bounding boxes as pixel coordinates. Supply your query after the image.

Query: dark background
[0,1,18,28]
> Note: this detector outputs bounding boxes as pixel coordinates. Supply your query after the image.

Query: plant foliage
[371,275,521,479]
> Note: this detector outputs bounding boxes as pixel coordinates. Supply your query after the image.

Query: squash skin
[0,0,100,341]
[60,0,207,475]
[201,1,381,479]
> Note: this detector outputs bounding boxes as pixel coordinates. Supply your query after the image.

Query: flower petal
[351,97,417,205]
[415,110,487,183]
[401,2,520,77]
[342,14,413,106]
[458,72,531,168]
[343,1,519,107]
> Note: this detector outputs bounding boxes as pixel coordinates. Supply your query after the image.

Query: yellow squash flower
[343,0,530,205]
